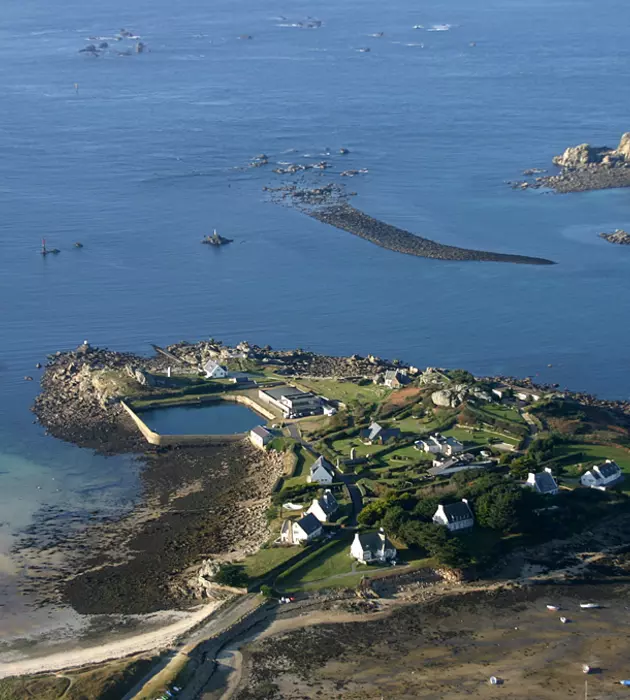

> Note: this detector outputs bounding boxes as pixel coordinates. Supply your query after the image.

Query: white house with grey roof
[307,456,335,484]
[280,513,323,545]
[580,460,624,490]
[526,468,559,495]
[203,359,229,379]
[351,529,397,564]
[307,489,339,523]
[249,426,273,449]
[415,433,464,457]
[433,499,475,532]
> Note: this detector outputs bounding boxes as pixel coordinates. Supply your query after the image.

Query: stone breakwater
[306,202,555,265]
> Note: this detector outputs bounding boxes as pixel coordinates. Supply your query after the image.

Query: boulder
[552,143,608,168]
[617,132,630,160]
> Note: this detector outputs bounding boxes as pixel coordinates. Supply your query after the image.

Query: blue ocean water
[2,0,630,635]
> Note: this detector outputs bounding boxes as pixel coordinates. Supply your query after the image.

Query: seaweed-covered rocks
[600,229,630,245]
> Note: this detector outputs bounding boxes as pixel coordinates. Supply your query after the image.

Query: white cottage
[580,460,624,490]
[351,529,397,564]
[307,456,335,484]
[526,468,559,495]
[433,499,475,532]
[307,489,339,523]
[203,359,229,379]
[280,513,323,545]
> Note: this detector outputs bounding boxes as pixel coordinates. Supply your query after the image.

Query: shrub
[215,564,248,588]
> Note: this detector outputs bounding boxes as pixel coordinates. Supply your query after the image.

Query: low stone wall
[121,400,252,447]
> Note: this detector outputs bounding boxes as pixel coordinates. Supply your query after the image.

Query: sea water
[2,0,630,640]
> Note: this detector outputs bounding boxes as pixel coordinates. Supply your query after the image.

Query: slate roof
[597,461,621,479]
[531,471,558,494]
[204,359,224,372]
[296,513,321,536]
[317,490,338,516]
[441,501,474,523]
[262,386,303,401]
[250,426,272,439]
[361,421,401,442]
[356,531,394,553]
[311,456,335,478]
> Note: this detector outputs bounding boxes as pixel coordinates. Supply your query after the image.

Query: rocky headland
[516,132,630,193]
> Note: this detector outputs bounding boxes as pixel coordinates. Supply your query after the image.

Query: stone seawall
[307,203,555,265]
[121,401,251,447]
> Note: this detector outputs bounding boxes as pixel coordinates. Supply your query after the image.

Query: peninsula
[6,339,630,697]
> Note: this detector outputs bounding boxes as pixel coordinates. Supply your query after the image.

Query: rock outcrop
[518,132,630,193]
[600,228,630,245]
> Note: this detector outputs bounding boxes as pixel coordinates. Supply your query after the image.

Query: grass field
[242,546,303,579]
[281,539,356,590]
[477,403,526,424]
[297,378,391,405]
[444,427,519,446]
[555,442,630,475]
[0,657,157,700]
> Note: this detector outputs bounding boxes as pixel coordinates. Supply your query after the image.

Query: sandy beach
[0,601,221,680]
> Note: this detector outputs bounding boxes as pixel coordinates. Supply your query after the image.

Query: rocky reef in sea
[515,132,630,193]
[599,228,630,245]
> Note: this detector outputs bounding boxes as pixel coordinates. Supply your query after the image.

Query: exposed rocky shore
[307,202,555,265]
[516,131,630,193]
[600,228,630,245]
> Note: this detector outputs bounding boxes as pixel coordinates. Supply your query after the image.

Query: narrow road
[286,423,363,523]
[125,595,261,700]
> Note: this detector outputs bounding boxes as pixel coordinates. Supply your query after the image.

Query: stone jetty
[306,202,555,265]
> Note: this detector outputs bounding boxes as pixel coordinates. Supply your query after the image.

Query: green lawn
[555,443,630,476]
[297,378,391,405]
[478,403,525,424]
[444,427,519,447]
[283,446,315,488]
[331,436,388,459]
[393,417,438,435]
[242,546,302,579]
[280,539,355,589]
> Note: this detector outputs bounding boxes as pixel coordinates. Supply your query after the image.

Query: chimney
[461,498,468,504]
[167,366,171,378]
[544,467,553,474]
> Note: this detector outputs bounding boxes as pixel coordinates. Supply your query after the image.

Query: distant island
[517,131,630,193]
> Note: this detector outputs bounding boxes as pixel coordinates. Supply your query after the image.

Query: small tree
[260,584,274,598]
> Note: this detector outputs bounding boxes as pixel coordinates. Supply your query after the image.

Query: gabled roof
[363,421,384,441]
[529,471,558,494]
[440,501,474,523]
[204,358,223,371]
[596,461,621,479]
[296,513,321,536]
[316,490,338,516]
[311,456,334,478]
[250,426,272,439]
[356,530,394,553]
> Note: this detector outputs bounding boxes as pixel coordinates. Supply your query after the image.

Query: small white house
[433,499,475,532]
[307,456,335,484]
[580,460,624,490]
[203,359,229,379]
[307,489,339,523]
[415,433,463,456]
[351,529,397,564]
[526,467,559,495]
[249,426,272,449]
[280,513,323,545]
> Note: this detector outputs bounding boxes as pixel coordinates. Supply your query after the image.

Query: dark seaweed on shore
[308,202,555,265]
